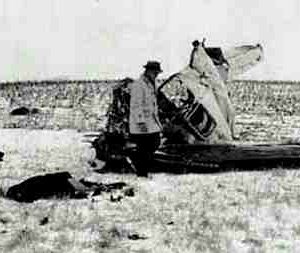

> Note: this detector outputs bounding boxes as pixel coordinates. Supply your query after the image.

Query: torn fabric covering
[223,44,264,79]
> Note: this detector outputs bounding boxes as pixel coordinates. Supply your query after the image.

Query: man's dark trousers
[130,132,161,177]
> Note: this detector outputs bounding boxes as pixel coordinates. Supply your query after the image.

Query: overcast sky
[0,0,299,81]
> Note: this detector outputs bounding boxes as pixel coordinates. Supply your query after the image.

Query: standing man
[129,61,163,177]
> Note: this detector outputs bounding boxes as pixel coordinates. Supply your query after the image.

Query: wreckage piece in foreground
[6,171,130,203]
[6,172,78,202]
[91,41,300,172]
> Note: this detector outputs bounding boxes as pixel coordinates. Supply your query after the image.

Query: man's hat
[143,61,163,72]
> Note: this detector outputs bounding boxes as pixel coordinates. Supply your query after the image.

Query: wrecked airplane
[91,40,300,172]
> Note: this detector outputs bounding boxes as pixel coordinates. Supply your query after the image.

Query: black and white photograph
[1,0,300,252]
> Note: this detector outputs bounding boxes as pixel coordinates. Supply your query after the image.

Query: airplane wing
[223,44,264,79]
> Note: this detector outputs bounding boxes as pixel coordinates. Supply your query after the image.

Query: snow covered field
[1,128,300,252]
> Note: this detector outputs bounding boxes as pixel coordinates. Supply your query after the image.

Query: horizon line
[1,78,300,86]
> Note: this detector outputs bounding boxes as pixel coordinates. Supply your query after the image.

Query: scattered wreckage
[91,40,300,173]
